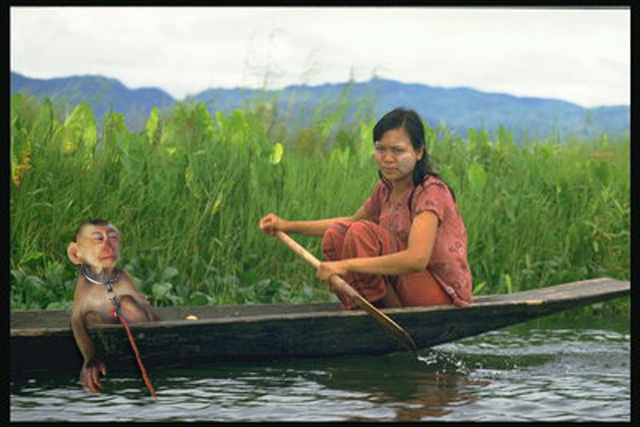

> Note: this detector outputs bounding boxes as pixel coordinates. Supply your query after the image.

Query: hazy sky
[10,6,630,107]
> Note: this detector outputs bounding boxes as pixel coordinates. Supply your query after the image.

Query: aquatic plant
[9,94,629,314]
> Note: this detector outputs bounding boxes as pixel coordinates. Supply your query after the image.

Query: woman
[259,107,472,309]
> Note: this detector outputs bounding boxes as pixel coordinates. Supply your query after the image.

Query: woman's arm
[259,206,371,237]
[316,210,439,279]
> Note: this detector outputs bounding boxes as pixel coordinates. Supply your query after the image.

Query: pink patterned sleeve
[363,181,385,221]
[412,181,451,223]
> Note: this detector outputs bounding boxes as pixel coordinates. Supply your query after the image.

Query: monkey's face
[75,224,121,268]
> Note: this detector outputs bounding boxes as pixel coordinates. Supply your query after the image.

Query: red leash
[110,308,158,402]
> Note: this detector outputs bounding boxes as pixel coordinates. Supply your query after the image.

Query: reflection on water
[319,353,491,422]
[10,313,630,422]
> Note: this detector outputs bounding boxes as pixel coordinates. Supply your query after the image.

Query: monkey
[67,219,161,394]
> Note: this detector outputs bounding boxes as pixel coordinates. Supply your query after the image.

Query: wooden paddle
[275,230,417,353]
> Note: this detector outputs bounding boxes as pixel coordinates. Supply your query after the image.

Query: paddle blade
[353,294,417,353]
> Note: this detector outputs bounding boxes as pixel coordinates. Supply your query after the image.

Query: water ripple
[10,316,630,422]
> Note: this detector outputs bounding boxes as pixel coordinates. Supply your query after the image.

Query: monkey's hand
[80,356,107,393]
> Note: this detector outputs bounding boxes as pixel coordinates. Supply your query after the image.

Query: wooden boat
[10,277,629,378]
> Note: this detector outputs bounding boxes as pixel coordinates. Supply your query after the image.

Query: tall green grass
[10,93,629,313]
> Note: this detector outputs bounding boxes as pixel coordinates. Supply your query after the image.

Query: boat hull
[10,278,629,378]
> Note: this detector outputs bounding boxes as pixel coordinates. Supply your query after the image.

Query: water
[10,312,630,422]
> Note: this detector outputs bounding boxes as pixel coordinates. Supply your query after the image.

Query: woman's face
[374,128,424,184]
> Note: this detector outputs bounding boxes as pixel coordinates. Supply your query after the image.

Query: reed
[10,93,629,314]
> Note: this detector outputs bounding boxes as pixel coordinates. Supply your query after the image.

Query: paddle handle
[275,231,363,301]
[275,230,322,269]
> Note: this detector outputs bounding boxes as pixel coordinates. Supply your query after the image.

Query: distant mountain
[11,71,629,141]
[10,72,174,130]
[189,78,630,141]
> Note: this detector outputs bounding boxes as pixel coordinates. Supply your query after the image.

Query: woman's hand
[316,260,350,283]
[258,213,283,236]
[317,260,357,303]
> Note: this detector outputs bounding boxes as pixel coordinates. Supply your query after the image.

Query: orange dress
[321,175,473,309]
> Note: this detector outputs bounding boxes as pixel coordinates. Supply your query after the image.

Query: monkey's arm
[71,308,107,393]
[131,292,162,321]
[71,311,98,363]
[119,271,162,321]
[145,303,162,321]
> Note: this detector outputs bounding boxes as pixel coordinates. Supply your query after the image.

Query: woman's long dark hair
[372,107,456,202]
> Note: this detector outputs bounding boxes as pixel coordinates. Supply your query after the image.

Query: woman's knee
[322,221,351,259]
[343,221,380,253]
[343,220,369,239]
[323,222,346,241]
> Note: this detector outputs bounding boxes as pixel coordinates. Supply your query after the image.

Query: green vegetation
[10,93,629,314]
